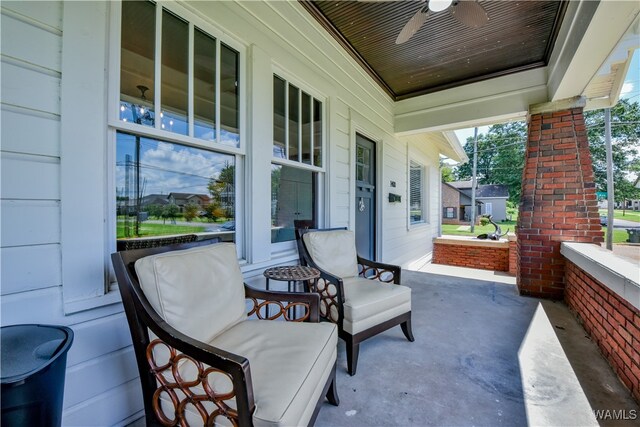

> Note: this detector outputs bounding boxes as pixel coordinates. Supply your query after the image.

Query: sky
[454,49,640,145]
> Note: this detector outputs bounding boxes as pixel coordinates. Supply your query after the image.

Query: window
[120,1,240,147]
[271,74,324,244]
[271,165,316,243]
[273,74,323,166]
[444,207,456,219]
[409,161,424,224]
[116,133,235,244]
[116,1,242,249]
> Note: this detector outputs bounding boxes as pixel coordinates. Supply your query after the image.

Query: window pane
[313,98,322,167]
[194,28,216,141]
[301,92,311,165]
[288,85,299,162]
[220,43,240,147]
[120,0,155,127]
[271,165,314,243]
[161,9,188,135]
[410,161,423,223]
[273,76,286,158]
[116,132,235,246]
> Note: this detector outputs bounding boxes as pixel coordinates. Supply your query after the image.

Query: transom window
[273,74,323,166]
[119,1,240,147]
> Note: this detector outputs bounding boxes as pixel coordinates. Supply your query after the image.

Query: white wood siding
[1,1,448,425]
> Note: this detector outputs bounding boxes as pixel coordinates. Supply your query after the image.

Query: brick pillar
[517,97,603,299]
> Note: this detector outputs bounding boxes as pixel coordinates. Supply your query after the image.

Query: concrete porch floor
[127,265,639,426]
[315,266,639,427]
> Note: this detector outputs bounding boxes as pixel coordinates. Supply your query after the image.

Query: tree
[441,164,455,183]
[162,203,179,224]
[455,122,527,203]
[146,204,163,219]
[208,162,235,219]
[584,98,640,206]
[183,203,199,222]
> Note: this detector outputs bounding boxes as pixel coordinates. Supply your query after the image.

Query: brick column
[517,97,603,299]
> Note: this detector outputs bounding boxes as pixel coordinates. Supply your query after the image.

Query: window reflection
[120,0,155,127]
[116,132,236,242]
[161,9,188,135]
[271,164,315,243]
[220,44,240,147]
[194,28,216,141]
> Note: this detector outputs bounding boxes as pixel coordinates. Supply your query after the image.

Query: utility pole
[605,108,614,250]
[470,127,478,233]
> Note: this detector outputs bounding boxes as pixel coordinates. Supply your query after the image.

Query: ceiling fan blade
[451,1,489,28]
[396,7,429,44]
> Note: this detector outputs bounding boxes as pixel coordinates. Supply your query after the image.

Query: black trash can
[1,324,74,427]
[627,228,640,243]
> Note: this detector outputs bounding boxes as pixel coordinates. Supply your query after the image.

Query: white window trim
[60,1,248,314]
[269,66,327,252]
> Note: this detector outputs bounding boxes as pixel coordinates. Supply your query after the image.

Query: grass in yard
[604,229,633,244]
[441,221,517,237]
[598,209,640,223]
[443,221,630,244]
[117,222,205,238]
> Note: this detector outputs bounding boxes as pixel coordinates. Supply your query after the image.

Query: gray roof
[449,181,509,199]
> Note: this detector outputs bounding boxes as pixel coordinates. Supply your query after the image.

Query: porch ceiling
[300,0,567,101]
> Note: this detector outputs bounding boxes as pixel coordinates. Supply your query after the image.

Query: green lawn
[604,229,633,244]
[117,222,206,239]
[599,209,640,223]
[441,221,517,237]
[442,221,630,243]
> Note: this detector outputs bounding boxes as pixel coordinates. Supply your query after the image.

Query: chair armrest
[357,256,402,284]
[244,284,320,322]
[143,316,255,427]
[307,268,346,327]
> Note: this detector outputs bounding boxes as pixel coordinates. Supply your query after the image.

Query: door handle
[358,197,365,212]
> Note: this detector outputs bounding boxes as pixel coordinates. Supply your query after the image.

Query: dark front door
[355,134,376,260]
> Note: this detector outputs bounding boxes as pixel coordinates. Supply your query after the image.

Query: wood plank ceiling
[300,0,567,101]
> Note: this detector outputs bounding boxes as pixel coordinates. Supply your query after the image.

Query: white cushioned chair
[295,228,414,376]
[112,241,339,426]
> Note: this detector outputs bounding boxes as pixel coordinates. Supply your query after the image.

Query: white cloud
[116,138,234,197]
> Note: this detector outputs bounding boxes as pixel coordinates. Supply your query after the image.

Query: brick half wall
[433,236,510,272]
[562,245,640,403]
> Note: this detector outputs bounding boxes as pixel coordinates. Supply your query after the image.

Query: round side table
[263,266,320,318]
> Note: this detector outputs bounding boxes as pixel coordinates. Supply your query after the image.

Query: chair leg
[401,318,415,342]
[326,377,340,406]
[346,339,360,376]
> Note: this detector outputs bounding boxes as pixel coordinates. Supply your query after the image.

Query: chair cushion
[157,320,338,427]
[342,277,411,335]
[134,243,246,343]
[303,230,359,278]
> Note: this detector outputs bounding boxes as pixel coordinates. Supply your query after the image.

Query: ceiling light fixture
[428,0,453,13]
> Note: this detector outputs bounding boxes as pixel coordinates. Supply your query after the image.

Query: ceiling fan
[391,0,490,44]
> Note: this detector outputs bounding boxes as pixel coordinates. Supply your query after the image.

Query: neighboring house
[167,193,211,212]
[448,181,510,222]
[441,182,477,224]
[141,194,170,207]
[1,1,633,425]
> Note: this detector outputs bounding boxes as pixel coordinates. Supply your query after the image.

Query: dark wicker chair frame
[295,227,414,376]
[111,240,339,427]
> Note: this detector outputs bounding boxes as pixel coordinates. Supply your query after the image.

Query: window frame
[107,1,247,263]
[271,67,326,174]
[408,159,427,227]
[270,67,326,253]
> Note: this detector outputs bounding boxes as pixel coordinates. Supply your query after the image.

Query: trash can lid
[1,324,73,384]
